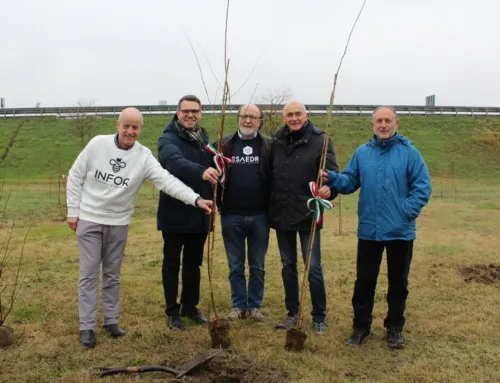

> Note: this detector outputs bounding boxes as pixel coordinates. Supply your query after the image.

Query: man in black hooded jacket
[270,101,339,334]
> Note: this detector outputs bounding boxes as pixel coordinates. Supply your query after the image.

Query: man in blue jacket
[322,106,431,348]
[157,95,220,331]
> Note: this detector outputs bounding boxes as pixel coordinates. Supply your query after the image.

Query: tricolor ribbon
[206,143,232,185]
[306,181,334,226]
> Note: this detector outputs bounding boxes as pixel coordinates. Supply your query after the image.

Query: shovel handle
[88,365,180,378]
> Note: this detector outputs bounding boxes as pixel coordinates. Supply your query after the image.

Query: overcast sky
[2,0,499,108]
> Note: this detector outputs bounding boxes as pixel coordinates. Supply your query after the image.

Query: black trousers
[161,232,207,316]
[352,239,414,331]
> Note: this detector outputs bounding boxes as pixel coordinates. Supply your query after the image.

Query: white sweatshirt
[66,135,200,225]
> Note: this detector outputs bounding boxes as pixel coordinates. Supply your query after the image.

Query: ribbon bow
[206,143,232,185]
[306,181,334,226]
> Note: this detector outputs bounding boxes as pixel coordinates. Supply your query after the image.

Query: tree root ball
[0,326,14,348]
[285,328,307,352]
[209,319,231,349]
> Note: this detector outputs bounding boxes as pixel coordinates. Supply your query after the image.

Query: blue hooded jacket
[326,133,431,241]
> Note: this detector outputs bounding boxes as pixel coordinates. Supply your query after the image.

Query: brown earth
[179,350,289,383]
[458,264,500,284]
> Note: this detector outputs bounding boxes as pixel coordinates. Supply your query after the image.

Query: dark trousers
[161,232,207,316]
[275,229,327,323]
[352,239,414,331]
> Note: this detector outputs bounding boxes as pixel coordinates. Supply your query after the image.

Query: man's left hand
[318,185,331,199]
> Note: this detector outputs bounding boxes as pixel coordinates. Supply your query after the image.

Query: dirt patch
[180,350,289,383]
[458,264,500,284]
[0,325,14,347]
[208,319,231,349]
[285,328,307,352]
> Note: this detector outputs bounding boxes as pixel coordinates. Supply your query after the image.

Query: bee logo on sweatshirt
[109,157,127,173]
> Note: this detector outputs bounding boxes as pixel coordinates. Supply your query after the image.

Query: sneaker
[168,315,185,331]
[387,328,405,349]
[275,315,298,330]
[248,308,265,322]
[345,328,370,345]
[313,321,326,334]
[180,306,208,325]
[226,308,245,321]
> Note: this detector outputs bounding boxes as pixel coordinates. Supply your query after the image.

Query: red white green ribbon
[307,181,334,225]
[206,143,232,185]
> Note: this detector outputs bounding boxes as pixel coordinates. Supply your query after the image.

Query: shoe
[387,328,405,349]
[103,323,126,338]
[180,306,208,325]
[248,308,265,322]
[226,308,245,321]
[275,315,298,330]
[168,315,185,331]
[313,321,326,334]
[80,330,96,348]
[345,328,370,345]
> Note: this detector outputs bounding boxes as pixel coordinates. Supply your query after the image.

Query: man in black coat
[157,95,220,331]
[270,101,339,334]
[214,104,272,323]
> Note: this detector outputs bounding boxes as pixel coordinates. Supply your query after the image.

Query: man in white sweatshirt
[66,107,213,348]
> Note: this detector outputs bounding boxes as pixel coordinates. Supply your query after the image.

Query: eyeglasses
[180,109,201,116]
[238,114,262,121]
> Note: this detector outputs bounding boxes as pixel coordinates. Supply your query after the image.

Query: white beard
[239,127,256,138]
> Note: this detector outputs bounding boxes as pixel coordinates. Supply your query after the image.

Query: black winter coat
[214,132,272,214]
[269,121,339,231]
[157,117,213,233]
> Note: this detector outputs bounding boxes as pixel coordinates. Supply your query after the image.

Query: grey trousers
[77,219,128,330]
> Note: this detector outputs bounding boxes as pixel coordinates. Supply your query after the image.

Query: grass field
[0,115,499,382]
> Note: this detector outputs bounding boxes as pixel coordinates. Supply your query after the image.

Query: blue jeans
[275,229,327,323]
[221,213,270,310]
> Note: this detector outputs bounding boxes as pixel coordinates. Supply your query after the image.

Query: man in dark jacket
[214,104,272,322]
[270,101,339,334]
[157,95,220,331]
[322,106,431,348]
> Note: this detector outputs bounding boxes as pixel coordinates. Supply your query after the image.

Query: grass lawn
[0,178,499,382]
[0,115,499,382]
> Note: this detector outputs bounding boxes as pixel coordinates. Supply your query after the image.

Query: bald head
[284,101,306,114]
[115,107,144,149]
[118,107,143,126]
[283,101,308,132]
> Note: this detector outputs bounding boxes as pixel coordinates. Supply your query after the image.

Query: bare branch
[72,100,97,148]
[206,0,231,322]
[0,189,12,231]
[298,0,368,329]
[184,32,214,106]
[0,221,15,267]
[335,0,367,76]
[230,50,265,98]
[247,82,260,106]
[201,47,223,91]
[223,0,230,70]
[1,225,31,325]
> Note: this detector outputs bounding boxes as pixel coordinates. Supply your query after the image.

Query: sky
[2,0,499,108]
